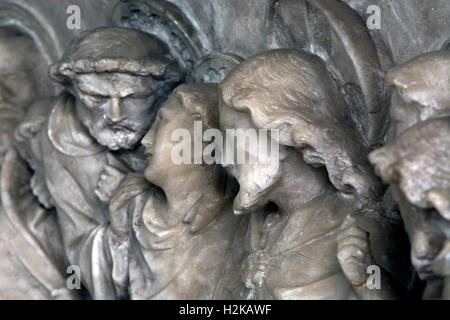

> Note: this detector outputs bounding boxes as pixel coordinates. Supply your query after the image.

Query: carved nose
[106,97,122,123]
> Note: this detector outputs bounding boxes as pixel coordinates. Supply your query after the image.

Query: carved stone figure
[0,0,447,301]
[370,49,450,299]
[4,26,183,299]
[384,49,450,140]
[104,84,248,299]
[0,27,46,165]
[0,27,70,299]
[371,117,450,299]
[217,49,409,299]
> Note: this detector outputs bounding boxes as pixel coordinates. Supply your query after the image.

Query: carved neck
[162,166,216,223]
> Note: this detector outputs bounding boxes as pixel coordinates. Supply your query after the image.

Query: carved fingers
[14,116,46,143]
[109,173,149,212]
[95,164,126,203]
[30,173,53,209]
[109,173,150,239]
[337,214,375,286]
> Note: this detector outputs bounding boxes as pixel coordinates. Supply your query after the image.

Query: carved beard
[81,114,147,151]
[93,125,145,151]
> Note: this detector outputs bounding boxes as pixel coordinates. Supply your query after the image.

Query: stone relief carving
[267,0,390,148]
[0,0,448,300]
[0,28,38,165]
[369,49,450,300]
[105,84,248,299]
[217,49,410,299]
[2,26,184,299]
[0,23,68,299]
[110,0,243,83]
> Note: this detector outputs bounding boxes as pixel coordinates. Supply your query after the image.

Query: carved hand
[30,173,53,209]
[95,164,126,203]
[337,214,375,286]
[109,173,150,240]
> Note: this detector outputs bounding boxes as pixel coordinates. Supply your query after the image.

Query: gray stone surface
[0,0,448,300]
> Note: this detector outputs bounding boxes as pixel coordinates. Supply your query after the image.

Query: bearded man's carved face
[72,72,161,151]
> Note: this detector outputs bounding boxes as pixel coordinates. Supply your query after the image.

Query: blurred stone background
[0,0,448,67]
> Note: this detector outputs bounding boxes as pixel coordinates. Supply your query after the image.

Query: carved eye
[128,87,153,99]
[82,94,106,107]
